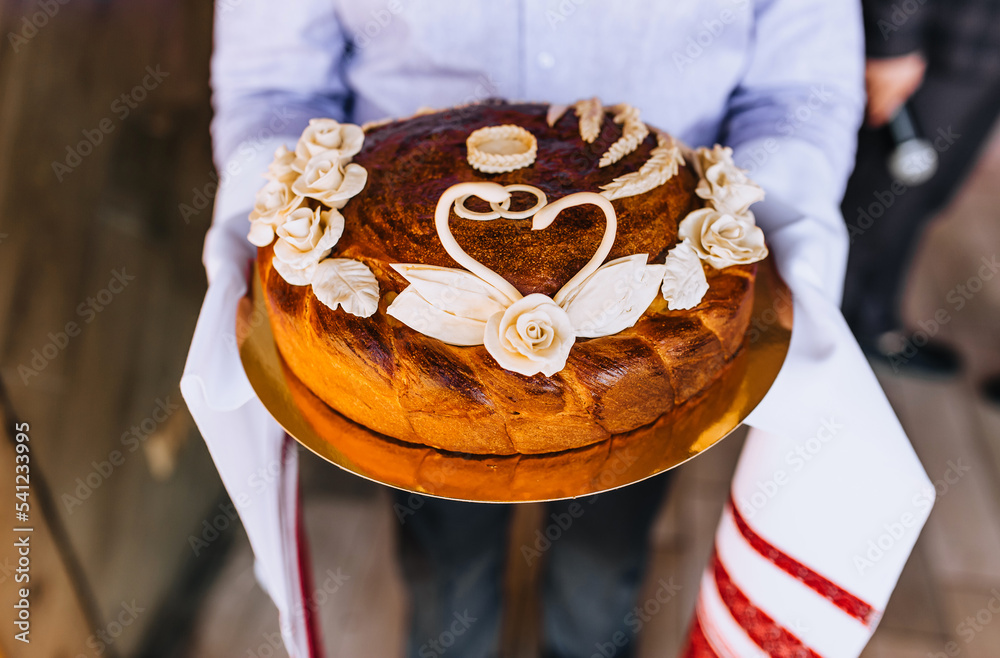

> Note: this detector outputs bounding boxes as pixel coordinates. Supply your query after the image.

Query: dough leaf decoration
[311,258,380,318]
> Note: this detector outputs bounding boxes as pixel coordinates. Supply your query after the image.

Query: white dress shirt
[210,0,865,301]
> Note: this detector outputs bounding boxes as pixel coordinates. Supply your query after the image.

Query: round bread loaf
[259,101,756,455]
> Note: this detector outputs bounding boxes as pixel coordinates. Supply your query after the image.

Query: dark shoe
[982,375,1000,407]
[861,330,962,378]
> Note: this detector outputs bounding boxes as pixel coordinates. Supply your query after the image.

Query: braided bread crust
[261,244,754,455]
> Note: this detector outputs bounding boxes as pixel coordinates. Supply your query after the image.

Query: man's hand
[864,53,926,127]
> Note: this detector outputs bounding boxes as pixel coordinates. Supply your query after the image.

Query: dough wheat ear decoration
[599,104,649,167]
[387,183,666,376]
[574,97,604,143]
[600,132,685,200]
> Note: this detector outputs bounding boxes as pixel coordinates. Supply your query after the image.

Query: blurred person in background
[841,0,1000,396]
[212,1,864,656]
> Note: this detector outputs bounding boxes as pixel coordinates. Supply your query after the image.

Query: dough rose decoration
[271,206,344,285]
[248,118,379,317]
[293,118,364,166]
[678,144,768,272]
[387,183,666,377]
[264,145,299,185]
[247,178,304,248]
[678,207,768,270]
[484,294,576,378]
[692,144,765,216]
[291,155,367,208]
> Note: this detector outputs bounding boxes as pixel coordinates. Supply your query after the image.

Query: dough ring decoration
[454,184,548,220]
[466,125,538,173]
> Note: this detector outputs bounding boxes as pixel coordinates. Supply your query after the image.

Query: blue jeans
[394,473,672,658]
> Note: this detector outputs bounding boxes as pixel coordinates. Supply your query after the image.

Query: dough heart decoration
[387,182,666,376]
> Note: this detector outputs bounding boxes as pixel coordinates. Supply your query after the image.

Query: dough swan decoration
[387,183,666,376]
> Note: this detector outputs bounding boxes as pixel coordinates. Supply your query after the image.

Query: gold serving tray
[239,258,792,503]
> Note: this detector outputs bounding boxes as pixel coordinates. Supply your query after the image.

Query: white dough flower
[293,118,364,169]
[678,208,768,270]
[691,144,736,178]
[247,179,304,247]
[271,206,345,285]
[291,156,367,209]
[264,145,299,185]
[660,240,709,310]
[692,145,765,216]
[484,294,576,377]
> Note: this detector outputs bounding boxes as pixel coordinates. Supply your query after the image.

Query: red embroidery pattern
[714,550,822,658]
[729,494,878,626]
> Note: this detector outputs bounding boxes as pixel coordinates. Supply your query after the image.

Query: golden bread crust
[261,101,756,455]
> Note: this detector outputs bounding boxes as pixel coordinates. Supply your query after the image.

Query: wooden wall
[0,1,225,655]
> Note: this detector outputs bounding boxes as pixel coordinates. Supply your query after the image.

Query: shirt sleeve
[204,0,352,282]
[210,0,351,167]
[722,0,866,304]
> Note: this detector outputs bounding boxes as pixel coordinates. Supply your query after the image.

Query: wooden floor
[1,2,998,656]
[186,131,1000,656]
